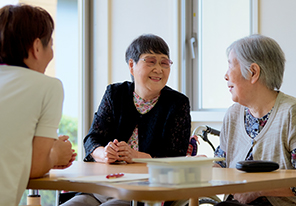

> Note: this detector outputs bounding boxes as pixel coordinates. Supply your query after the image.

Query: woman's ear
[249,63,260,84]
[31,38,42,59]
[128,59,134,76]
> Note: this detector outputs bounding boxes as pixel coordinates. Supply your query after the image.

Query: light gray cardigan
[220,92,296,205]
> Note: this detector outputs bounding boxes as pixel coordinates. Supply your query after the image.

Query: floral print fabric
[133,92,160,114]
[215,107,272,165]
[244,107,272,160]
[127,92,160,151]
[245,107,271,139]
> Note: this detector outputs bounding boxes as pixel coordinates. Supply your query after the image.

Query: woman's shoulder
[161,86,189,101]
[278,92,296,104]
[276,92,296,112]
[224,103,242,118]
[228,102,242,110]
[10,65,63,89]
[32,71,63,92]
[107,81,133,91]
[104,81,134,102]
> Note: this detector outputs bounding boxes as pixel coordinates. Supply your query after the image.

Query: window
[55,0,79,157]
[186,0,257,113]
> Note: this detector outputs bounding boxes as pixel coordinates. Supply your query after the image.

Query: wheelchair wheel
[199,198,219,205]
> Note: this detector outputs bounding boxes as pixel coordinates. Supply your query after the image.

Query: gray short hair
[226,34,285,90]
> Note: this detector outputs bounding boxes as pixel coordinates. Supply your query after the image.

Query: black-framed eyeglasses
[139,57,173,68]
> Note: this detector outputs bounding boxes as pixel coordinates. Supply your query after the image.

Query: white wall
[259,0,296,98]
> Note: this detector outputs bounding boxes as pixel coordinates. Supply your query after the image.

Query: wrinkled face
[129,52,171,99]
[225,50,250,104]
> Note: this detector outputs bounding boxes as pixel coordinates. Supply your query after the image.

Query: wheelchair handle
[205,126,220,136]
[191,125,220,152]
[191,125,220,137]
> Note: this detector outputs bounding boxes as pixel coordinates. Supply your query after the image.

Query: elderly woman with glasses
[61,34,191,206]
[214,34,296,206]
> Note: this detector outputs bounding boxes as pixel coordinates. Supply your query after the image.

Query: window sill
[190,111,225,123]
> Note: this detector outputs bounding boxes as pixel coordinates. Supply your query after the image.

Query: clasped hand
[103,139,135,164]
[53,135,77,169]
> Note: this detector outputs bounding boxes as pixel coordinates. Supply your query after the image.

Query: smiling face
[129,52,171,100]
[225,50,251,105]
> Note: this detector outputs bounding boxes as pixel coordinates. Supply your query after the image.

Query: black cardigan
[84,81,191,162]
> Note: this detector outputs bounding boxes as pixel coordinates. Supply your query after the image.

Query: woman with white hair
[215,34,296,206]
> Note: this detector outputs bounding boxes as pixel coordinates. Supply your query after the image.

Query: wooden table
[27,161,296,206]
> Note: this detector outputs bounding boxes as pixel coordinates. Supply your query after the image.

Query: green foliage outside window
[58,115,78,145]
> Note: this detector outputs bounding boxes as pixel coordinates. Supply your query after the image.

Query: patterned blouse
[214,107,296,196]
[127,92,160,151]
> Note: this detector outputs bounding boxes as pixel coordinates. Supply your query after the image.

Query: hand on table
[100,139,147,164]
[53,149,77,169]
[102,139,137,164]
[52,135,77,169]
[116,140,137,163]
[102,139,120,164]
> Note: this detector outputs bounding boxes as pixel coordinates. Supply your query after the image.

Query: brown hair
[0,4,54,66]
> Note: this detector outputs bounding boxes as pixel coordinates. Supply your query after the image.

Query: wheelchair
[168,125,222,206]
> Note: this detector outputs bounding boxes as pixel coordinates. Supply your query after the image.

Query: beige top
[0,65,63,206]
[220,91,296,205]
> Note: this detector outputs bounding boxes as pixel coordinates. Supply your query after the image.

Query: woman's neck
[247,90,278,118]
[134,88,161,101]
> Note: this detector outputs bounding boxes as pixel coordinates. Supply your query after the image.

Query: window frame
[183,0,258,122]
[77,0,92,161]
